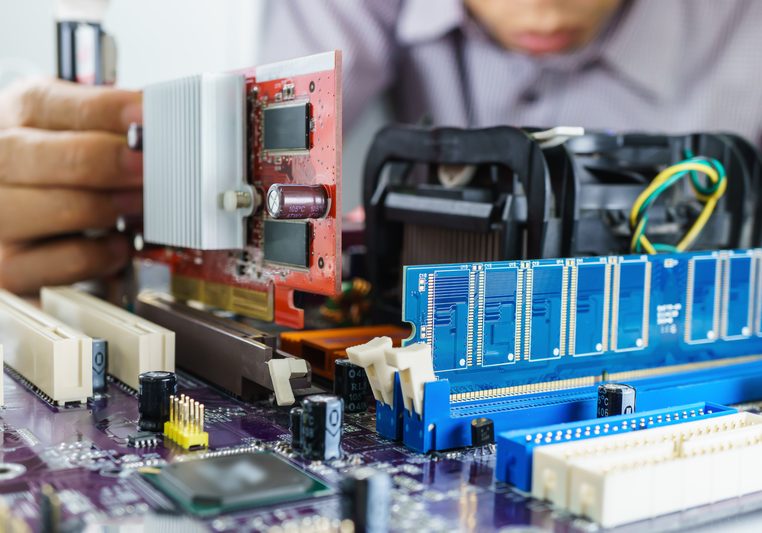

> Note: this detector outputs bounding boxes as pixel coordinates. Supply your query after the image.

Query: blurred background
[0,0,379,213]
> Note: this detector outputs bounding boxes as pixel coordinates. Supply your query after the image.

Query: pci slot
[532,411,762,527]
[495,402,735,491]
[0,290,92,404]
[41,287,174,390]
[136,292,311,405]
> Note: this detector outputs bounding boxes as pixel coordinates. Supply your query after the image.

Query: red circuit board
[147,51,342,329]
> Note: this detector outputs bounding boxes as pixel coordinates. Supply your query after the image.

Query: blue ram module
[388,249,762,452]
[494,401,736,491]
[403,250,762,397]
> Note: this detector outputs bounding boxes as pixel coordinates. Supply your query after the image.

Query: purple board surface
[1,368,762,532]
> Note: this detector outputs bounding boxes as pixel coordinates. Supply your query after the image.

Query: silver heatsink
[143,73,251,250]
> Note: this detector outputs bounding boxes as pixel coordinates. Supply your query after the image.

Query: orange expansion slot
[280,325,410,379]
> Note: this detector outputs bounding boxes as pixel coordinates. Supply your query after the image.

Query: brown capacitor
[266,184,329,219]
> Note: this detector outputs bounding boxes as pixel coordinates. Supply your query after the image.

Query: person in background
[0,0,760,293]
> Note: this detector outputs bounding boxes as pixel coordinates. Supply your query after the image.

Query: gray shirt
[263,0,762,146]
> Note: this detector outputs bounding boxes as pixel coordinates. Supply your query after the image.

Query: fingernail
[112,192,143,217]
[121,102,143,130]
[120,146,143,178]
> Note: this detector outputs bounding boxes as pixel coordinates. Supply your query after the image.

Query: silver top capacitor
[266,184,329,219]
[597,382,636,417]
[300,394,343,461]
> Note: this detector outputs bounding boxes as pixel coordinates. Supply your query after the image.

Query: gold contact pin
[184,396,190,431]
[163,393,209,449]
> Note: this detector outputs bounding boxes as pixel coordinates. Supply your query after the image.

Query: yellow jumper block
[164,393,209,449]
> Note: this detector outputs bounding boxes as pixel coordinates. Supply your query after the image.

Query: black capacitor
[340,467,391,533]
[597,382,636,418]
[333,359,369,414]
[138,371,177,432]
[470,417,495,447]
[91,338,108,393]
[301,394,343,461]
[266,184,329,219]
[290,406,303,451]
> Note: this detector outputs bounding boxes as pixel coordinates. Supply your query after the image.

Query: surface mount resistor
[266,184,329,219]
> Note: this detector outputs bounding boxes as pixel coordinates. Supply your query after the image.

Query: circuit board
[403,249,762,397]
[3,368,762,532]
[143,51,342,329]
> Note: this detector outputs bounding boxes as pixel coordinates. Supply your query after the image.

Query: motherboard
[3,367,762,532]
[3,43,762,531]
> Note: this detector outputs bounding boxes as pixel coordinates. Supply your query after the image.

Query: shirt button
[520,90,539,104]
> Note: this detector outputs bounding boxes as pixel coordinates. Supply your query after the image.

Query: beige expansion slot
[41,287,175,390]
[0,290,92,404]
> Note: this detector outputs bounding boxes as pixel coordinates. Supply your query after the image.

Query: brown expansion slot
[135,292,310,401]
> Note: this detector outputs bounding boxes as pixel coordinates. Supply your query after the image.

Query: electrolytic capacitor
[300,394,343,461]
[266,184,329,219]
[290,406,303,451]
[91,338,108,393]
[597,382,636,417]
[333,359,369,413]
[340,467,391,533]
[138,371,177,432]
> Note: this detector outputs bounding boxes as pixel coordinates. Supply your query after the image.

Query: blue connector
[495,401,736,491]
[375,373,405,440]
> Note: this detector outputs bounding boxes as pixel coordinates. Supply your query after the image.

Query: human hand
[0,78,142,294]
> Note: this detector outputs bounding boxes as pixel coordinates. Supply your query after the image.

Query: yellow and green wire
[629,151,727,254]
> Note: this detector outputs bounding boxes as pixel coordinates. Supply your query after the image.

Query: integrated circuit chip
[263,102,311,152]
[144,452,330,517]
[264,220,310,267]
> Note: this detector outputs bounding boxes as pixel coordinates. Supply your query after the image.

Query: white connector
[0,290,92,403]
[385,343,435,415]
[346,337,396,406]
[266,358,308,406]
[41,287,174,390]
[532,412,762,527]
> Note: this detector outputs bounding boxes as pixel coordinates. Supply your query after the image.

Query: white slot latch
[346,336,396,406]
[266,358,308,406]
[385,343,435,416]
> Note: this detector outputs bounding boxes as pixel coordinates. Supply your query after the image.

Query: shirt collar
[596,0,684,102]
[396,0,682,102]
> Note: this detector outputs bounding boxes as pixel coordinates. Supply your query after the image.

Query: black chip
[263,102,311,152]
[264,220,310,267]
[145,452,329,517]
